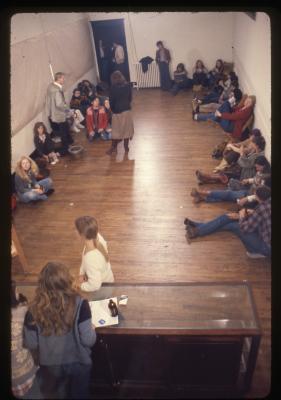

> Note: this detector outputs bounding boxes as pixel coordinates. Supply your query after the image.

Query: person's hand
[226,143,233,150]
[239,208,248,219]
[237,197,248,207]
[241,179,249,185]
[226,212,239,220]
[98,129,103,133]
[215,110,222,117]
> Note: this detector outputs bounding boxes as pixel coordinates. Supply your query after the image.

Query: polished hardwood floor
[12,89,271,398]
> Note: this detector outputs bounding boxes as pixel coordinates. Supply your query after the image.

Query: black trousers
[50,120,73,155]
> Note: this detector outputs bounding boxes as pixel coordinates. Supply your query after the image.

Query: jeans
[196,112,218,122]
[206,189,249,203]
[193,213,271,256]
[202,92,220,104]
[158,62,172,90]
[17,178,53,203]
[170,78,193,94]
[38,363,92,399]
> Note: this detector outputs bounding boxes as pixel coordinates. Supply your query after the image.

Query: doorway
[91,19,131,86]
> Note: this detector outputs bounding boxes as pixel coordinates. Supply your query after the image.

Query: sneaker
[77,123,85,129]
[50,160,56,165]
[246,252,266,259]
[184,218,196,227]
[72,126,80,133]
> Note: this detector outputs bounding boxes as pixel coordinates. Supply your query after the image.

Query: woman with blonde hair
[14,156,54,203]
[23,261,96,399]
[75,216,114,292]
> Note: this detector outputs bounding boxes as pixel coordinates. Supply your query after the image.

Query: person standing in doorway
[112,41,126,78]
[45,72,74,156]
[106,71,134,155]
[155,41,172,91]
[99,39,111,85]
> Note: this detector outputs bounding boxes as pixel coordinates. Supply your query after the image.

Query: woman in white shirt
[75,216,114,291]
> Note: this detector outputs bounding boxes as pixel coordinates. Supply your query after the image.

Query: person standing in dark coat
[106,71,134,155]
[155,41,172,91]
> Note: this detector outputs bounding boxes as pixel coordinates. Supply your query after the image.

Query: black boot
[124,138,129,152]
[106,140,118,155]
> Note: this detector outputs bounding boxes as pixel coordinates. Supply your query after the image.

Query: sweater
[109,83,132,114]
[80,233,114,292]
[220,105,253,139]
[34,134,55,157]
[15,171,38,194]
[23,296,96,366]
[238,150,265,180]
[12,305,38,394]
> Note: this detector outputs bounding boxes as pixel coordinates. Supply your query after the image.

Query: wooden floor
[12,89,271,398]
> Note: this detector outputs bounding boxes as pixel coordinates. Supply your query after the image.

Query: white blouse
[80,233,114,292]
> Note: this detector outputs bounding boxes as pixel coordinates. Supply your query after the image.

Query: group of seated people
[183,69,271,259]
[170,58,229,96]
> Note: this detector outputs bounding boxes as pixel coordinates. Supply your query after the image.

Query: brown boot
[190,188,208,203]
[186,224,198,240]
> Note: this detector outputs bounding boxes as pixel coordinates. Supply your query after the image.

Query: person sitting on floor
[193,88,243,120]
[78,79,96,101]
[170,63,193,95]
[213,128,262,173]
[207,58,224,88]
[86,96,108,142]
[195,135,266,185]
[33,122,60,165]
[14,156,54,203]
[184,185,271,258]
[194,94,255,141]
[192,59,209,87]
[190,155,271,204]
[75,216,114,292]
[70,88,91,117]
[11,280,39,398]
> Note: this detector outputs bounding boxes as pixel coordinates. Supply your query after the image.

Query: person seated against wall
[75,216,114,292]
[193,71,239,109]
[86,96,108,142]
[70,88,91,118]
[195,135,266,185]
[34,122,60,165]
[192,59,209,87]
[184,185,271,259]
[207,58,225,88]
[193,88,243,122]
[194,95,255,141]
[78,79,96,101]
[23,261,96,399]
[213,128,262,172]
[170,63,193,95]
[190,155,271,204]
[11,280,39,398]
[15,156,54,203]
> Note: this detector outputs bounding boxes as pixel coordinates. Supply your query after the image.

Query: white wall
[232,12,271,160]
[11,12,97,170]
[87,11,234,82]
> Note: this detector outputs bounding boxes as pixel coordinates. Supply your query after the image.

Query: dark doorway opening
[91,19,130,86]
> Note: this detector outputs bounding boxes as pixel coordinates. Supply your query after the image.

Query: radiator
[133,62,160,89]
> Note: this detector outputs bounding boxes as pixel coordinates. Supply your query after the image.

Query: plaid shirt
[240,198,271,249]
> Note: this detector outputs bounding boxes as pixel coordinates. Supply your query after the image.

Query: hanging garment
[139,56,154,73]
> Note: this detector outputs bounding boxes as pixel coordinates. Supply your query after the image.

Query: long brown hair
[75,216,109,262]
[15,156,39,182]
[33,122,47,138]
[29,262,79,336]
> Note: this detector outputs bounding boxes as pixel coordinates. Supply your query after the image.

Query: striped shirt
[239,198,271,249]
